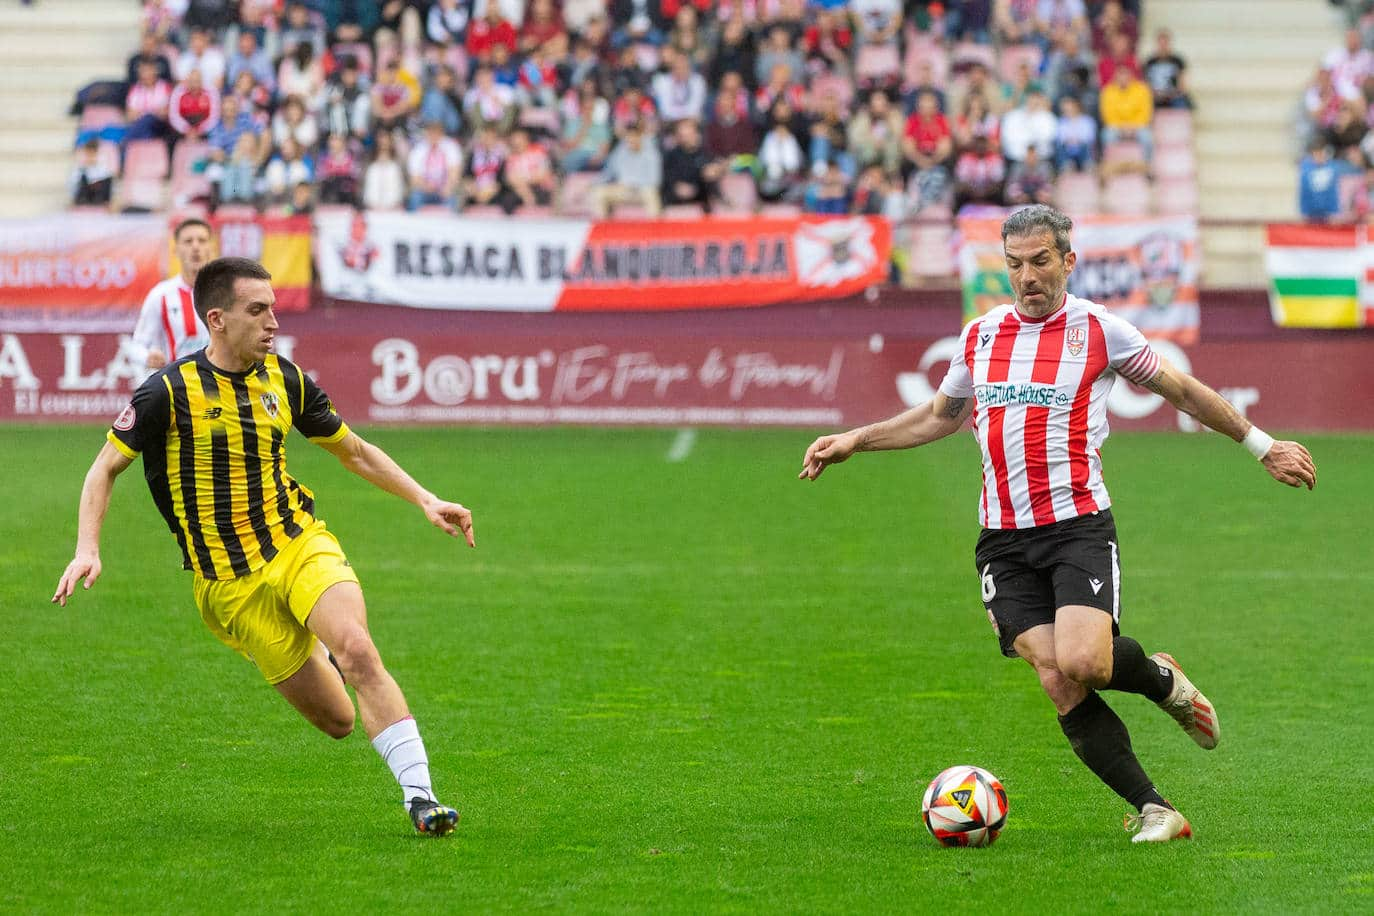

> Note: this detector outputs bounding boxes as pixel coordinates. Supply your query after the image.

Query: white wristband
[1243,426,1274,460]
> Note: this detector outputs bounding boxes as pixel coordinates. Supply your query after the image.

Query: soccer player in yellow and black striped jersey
[53,257,475,837]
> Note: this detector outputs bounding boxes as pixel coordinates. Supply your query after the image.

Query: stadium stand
[0,0,1345,285]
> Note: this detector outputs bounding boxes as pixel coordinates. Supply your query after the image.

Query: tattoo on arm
[939,397,969,419]
[1141,369,1167,395]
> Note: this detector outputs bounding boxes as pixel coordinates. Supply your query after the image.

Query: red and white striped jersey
[130,276,209,366]
[938,293,1161,530]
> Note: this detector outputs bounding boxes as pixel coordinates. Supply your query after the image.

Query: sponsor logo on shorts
[113,405,136,431]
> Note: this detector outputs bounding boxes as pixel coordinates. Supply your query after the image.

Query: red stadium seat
[80,104,125,131]
[1153,145,1196,179]
[951,41,997,74]
[1102,173,1151,216]
[124,139,169,179]
[717,172,758,215]
[855,44,901,85]
[557,172,599,217]
[121,178,165,211]
[1153,109,1194,148]
[1054,170,1100,215]
[663,203,705,219]
[759,203,803,217]
[170,140,213,206]
[1154,176,1199,215]
[901,36,950,90]
[1102,140,1147,169]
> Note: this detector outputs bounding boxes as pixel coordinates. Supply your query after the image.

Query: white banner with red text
[314,212,892,311]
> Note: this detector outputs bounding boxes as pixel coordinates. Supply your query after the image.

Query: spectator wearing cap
[406,119,464,211]
[591,120,664,218]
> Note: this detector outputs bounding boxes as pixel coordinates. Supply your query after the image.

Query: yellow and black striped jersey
[107,351,350,580]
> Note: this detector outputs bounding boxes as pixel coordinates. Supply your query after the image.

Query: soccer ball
[921,765,1009,847]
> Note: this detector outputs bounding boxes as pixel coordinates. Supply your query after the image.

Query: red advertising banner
[3,325,1372,431]
[0,214,166,313]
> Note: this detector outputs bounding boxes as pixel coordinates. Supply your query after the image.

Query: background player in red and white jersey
[129,218,214,371]
[800,205,1316,843]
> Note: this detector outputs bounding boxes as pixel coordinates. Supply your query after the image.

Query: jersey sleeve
[937,320,977,398]
[293,369,350,443]
[1100,312,1161,386]
[128,286,167,365]
[106,373,171,458]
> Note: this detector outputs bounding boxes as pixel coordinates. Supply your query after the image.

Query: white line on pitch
[666,428,697,463]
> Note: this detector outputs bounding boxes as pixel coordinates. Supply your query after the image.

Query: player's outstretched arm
[52,442,134,606]
[319,431,476,546]
[1142,358,1316,490]
[799,393,973,481]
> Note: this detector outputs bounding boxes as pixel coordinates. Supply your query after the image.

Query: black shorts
[973,509,1122,659]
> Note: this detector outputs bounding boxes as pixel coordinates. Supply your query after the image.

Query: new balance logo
[202,407,222,420]
[1089,577,1104,595]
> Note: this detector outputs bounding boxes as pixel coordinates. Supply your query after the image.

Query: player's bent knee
[322,715,355,740]
[1057,652,1111,689]
[333,633,385,685]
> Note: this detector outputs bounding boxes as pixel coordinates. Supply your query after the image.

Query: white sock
[371,716,435,805]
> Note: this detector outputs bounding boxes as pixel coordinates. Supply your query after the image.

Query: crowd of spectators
[1297,11,1374,222]
[70,0,1192,223]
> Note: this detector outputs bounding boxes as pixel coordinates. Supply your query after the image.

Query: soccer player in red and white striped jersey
[130,218,214,371]
[800,205,1317,843]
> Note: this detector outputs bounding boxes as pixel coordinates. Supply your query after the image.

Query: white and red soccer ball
[921,765,1009,847]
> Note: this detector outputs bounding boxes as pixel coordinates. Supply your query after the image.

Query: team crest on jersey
[260,392,280,418]
[1065,327,1086,357]
[113,404,136,431]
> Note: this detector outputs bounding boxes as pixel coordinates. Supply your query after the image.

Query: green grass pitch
[3,425,1371,913]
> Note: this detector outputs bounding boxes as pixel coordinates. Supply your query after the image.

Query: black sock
[1106,636,1173,703]
[1058,691,1169,812]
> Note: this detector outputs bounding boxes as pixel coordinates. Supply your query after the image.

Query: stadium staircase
[1142,0,1341,286]
[0,0,139,219]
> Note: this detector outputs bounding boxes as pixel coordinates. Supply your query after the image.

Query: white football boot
[1151,652,1220,750]
[1126,802,1193,843]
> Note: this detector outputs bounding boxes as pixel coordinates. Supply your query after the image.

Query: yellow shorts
[193,520,360,685]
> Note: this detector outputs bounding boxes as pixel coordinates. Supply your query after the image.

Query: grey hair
[1001,205,1073,255]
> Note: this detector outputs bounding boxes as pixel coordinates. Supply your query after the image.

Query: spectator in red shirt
[1097,31,1141,89]
[519,0,566,53]
[169,68,220,142]
[466,5,519,65]
[802,8,853,78]
[902,89,953,171]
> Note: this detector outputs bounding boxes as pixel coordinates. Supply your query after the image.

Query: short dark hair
[173,217,212,242]
[193,257,271,324]
[1001,205,1073,256]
